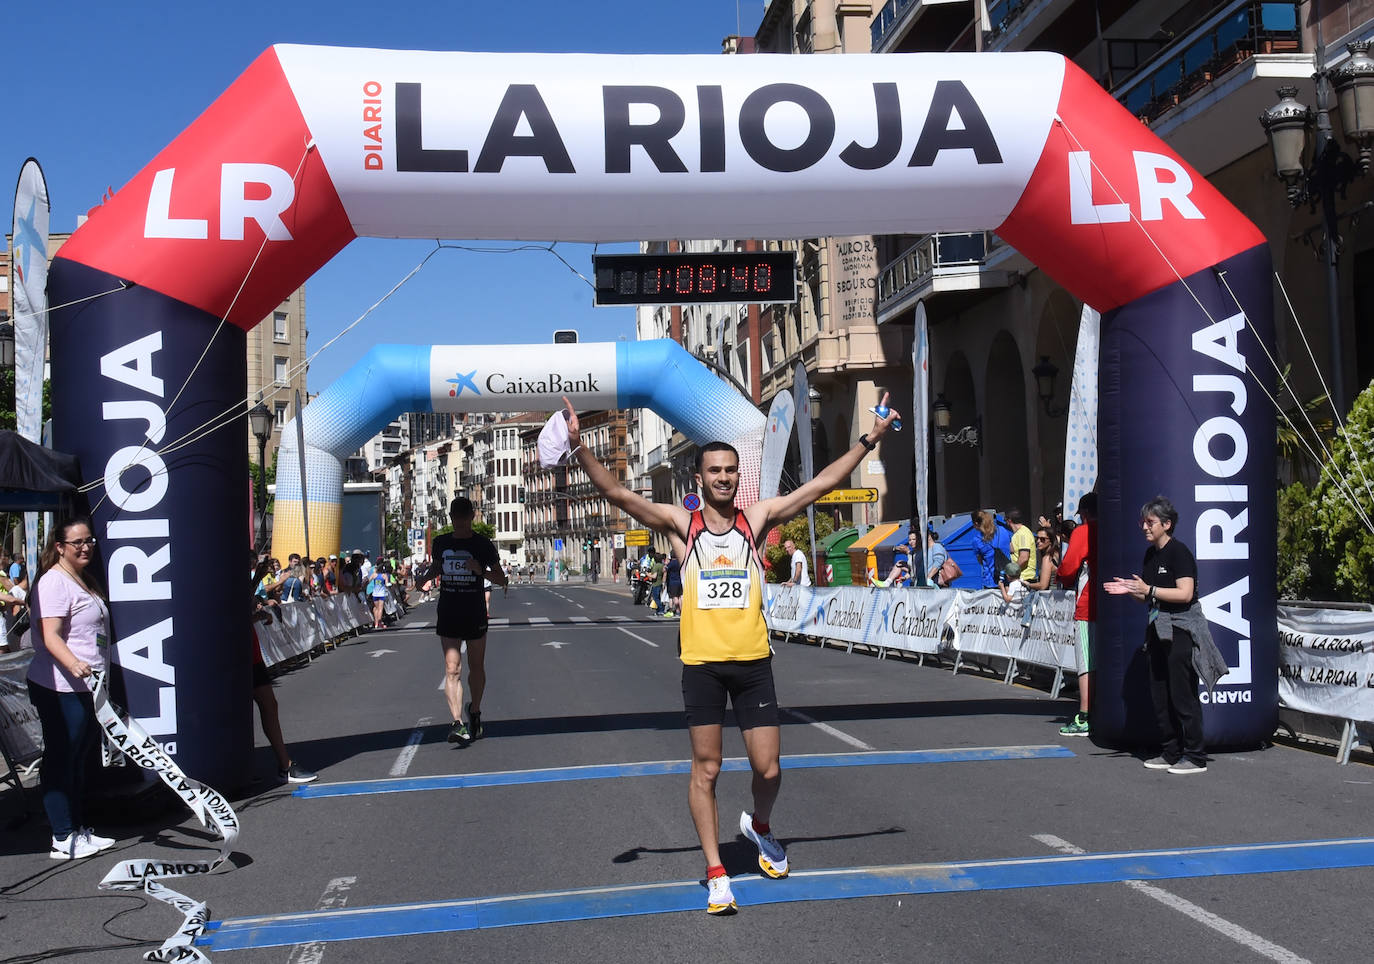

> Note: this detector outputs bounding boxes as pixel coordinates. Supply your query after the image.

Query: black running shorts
[681,657,779,730]
[436,601,488,641]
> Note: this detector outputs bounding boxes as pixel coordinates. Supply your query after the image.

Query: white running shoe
[706,873,737,915]
[50,833,102,860]
[739,811,789,878]
[79,828,116,851]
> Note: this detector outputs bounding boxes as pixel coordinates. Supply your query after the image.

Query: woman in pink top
[24,517,117,860]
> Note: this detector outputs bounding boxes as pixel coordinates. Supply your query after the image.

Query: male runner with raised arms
[417,497,508,747]
[563,394,900,915]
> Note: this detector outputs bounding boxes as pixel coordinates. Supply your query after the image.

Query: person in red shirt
[1056,492,1097,737]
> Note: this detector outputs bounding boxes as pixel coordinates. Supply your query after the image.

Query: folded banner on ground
[1278,607,1374,725]
[90,668,239,963]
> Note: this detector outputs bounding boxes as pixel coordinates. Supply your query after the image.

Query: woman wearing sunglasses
[24,517,118,859]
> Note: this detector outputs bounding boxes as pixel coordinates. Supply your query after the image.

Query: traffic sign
[624,528,651,547]
[683,492,701,511]
[613,533,626,549]
[553,538,565,551]
[815,487,880,505]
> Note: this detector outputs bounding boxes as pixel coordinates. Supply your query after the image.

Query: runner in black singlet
[416,497,507,747]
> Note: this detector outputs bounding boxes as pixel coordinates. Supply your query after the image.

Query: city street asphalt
[2,580,1371,963]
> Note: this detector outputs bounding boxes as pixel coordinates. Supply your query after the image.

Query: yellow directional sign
[815,487,880,505]
[624,528,652,546]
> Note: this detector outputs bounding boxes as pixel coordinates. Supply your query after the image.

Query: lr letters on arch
[49,46,1275,787]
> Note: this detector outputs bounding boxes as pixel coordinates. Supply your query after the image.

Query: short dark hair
[450,496,475,520]
[1077,491,1098,519]
[1140,495,1178,532]
[694,441,739,473]
[1006,507,1024,525]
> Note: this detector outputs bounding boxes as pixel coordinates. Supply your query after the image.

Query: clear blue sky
[7,0,761,391]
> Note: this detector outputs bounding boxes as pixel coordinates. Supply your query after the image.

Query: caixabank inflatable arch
[48,46,1275,787]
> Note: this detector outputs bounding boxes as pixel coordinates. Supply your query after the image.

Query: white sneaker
[80,828,116,851]
[739,811,789,878]
[50,833,102,860]
[706,873,737,916]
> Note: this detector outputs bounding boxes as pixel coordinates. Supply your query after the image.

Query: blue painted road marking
[200,837,1374,951]
[295,745,1075,799]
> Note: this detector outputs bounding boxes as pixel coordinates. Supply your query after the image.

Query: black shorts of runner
[436,603,488,641]
[681,657,778,730]
[251,659,271,690]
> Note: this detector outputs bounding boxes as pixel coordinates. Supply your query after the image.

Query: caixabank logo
[447,369,603,398]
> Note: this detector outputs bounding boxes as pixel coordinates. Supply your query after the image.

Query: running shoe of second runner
[447,720,472,747]
[467,701,484,740]
[706,873,737,916]
[739,811,789,878]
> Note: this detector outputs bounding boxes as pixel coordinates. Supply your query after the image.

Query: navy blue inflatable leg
[49,257,253,790]
[1094,243,1277,750]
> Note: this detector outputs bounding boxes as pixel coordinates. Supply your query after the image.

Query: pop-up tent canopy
[0,431,83,513]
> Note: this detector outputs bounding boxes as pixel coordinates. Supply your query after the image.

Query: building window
[274,401,288,427]
[273,311,288,342]
[274,356,288,384]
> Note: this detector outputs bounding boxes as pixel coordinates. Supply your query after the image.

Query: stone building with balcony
[523,409,630,575]
[869,0,1374,516]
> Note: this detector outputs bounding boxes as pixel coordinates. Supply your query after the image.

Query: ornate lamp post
[932,393,981,451]
[1260,41,1374,416]
[249,403,273,553]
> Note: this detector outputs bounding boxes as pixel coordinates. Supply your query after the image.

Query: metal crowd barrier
[765,584,1079,697]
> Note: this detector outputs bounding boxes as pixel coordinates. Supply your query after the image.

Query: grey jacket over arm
[1153,602,1230,694]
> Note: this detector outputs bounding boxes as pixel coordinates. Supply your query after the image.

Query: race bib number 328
[697,568,749,609]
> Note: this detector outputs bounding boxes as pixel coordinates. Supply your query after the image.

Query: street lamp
[0,319,14,369]
[931,393,981,451]
[249,403,273,553]
[807,386,822,420]
[1259,41,1374,416]
[1031,355,1069,417]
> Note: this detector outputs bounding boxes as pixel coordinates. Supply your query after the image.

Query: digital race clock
[592,252,797,306]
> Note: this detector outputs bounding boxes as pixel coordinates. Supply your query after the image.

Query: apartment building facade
[525,409,630,575]
[869,0,1374,517]
[246,289,309,467]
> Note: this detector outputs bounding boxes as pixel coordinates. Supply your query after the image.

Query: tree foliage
[763,512,835,583]
[0,370,52,432]
[1278,381,1374,601]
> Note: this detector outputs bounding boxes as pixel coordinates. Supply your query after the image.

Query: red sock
[752,817,770,835]
[706,864,727,880]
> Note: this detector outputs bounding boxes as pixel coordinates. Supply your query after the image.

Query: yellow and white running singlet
[679,510,769,665]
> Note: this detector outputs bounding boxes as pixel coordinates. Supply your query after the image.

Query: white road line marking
[1032,834,1312,964]
[490,618,510,626]
[781,708,872,750]
[529,617,551,625]
[570,616,590,623]
[615,626,659,648]
[608,615,630,622]
[389,717,433,777]
[285,876,357,964]
[577,603,586,609]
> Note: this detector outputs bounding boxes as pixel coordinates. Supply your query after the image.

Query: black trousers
[1146,623,1205,764]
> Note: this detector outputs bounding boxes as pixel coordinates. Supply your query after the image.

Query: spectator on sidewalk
[783,539,811,587]
[1056,494,1097,736]
[250,604,317,785]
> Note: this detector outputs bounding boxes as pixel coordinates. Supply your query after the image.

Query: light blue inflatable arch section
[271,339,765,558]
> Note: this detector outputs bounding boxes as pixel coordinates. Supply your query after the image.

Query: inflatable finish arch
[49,46,1275,787]
[269,339,766,557]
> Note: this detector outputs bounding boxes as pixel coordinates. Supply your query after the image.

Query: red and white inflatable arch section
[50,46,1275,791]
